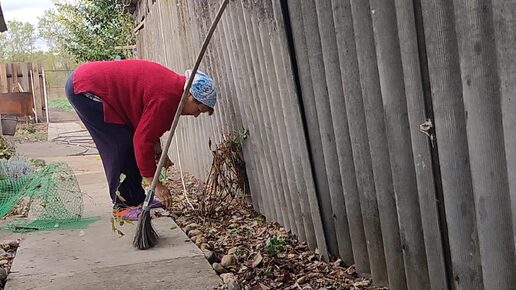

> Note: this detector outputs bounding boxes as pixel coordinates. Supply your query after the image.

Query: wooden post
[453,0,516,288]
[7,64,14,93]
[29,70,39,123]
[395,0,450,288]
[287,0,341,258]
[370,0,431,288]
[31,64,43,121]
[331,0,389,284]
[38,64,46,119]
[494,0,516,247]
[20,63,30,92]
[420,1,484,289]
[41,66,50,123]
[0,63,7,93]
[12,63,18,92]
[307,0,367,270]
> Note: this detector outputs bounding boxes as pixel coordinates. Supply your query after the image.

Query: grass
[48,99,74,112]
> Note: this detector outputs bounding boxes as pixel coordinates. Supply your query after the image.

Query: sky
[2,0,74,49]
[2,0,56,26]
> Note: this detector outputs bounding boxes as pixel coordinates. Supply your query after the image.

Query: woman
[65,59,217,220]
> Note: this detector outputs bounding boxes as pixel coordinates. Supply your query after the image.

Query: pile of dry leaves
[0,240,19,289]
[165,170,386,290]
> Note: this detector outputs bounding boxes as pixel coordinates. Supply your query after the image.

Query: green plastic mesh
[0,162,100,232]
[0,175,31,217]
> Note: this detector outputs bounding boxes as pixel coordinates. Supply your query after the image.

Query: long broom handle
[146,0,230,204]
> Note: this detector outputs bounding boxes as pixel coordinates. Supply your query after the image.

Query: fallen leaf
[164,166,376,290]
[251,252,263,268]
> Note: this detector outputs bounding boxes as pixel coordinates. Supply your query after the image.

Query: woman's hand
[155,153,174,169]
[144,177,173,208]
[155,182,173,208]
[163,157,174,169]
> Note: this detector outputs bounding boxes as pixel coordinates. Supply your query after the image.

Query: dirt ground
[13,123,48,143]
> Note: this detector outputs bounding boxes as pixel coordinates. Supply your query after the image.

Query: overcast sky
[2,0,75,49]
[2,0,56,26]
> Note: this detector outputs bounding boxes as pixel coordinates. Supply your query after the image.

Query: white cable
[157,0,193,211]
[176,137,195,210]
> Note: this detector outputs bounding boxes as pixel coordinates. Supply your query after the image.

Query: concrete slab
[48,122,85,141]
[0,233,22,244]
[5,216,219,290]
[8,216,200,275]
[15,142,86,158]
[48,108,80,124]
[47,122,98,156]
[7,256,218,290]
[4,124,221,290]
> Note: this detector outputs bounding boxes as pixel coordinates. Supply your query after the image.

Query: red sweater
[73,59,186,177]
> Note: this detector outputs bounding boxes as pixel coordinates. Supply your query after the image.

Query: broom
[133,0,230,250]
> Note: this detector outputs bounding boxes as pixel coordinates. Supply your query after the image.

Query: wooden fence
[0,63,47,122]
[44,69,73,100]
[134,0,516,289]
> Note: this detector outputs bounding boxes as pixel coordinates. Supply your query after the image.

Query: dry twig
[199,130,249,218]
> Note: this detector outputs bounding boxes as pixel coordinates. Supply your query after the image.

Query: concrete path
[48,107,80,124]
[4,122,220,290]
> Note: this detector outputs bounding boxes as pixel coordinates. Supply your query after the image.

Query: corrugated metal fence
[134,0,516,289]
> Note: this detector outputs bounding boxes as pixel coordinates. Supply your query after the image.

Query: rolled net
[0,162,99,232]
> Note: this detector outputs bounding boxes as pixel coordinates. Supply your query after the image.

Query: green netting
[0,175,32,217]
[0,162,100,232]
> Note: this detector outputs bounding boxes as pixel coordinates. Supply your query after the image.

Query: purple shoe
[112,207,143,222]
[140,199,165,209]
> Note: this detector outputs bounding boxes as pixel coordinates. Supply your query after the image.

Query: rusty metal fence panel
[134,0,516,289]
[0,63,46,121]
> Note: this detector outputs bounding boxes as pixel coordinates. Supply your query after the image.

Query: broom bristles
[133,209,159,249]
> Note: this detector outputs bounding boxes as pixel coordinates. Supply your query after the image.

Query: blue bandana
[185,69,217,108]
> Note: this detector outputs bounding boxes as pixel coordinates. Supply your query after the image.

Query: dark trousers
[65,73,145,208]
